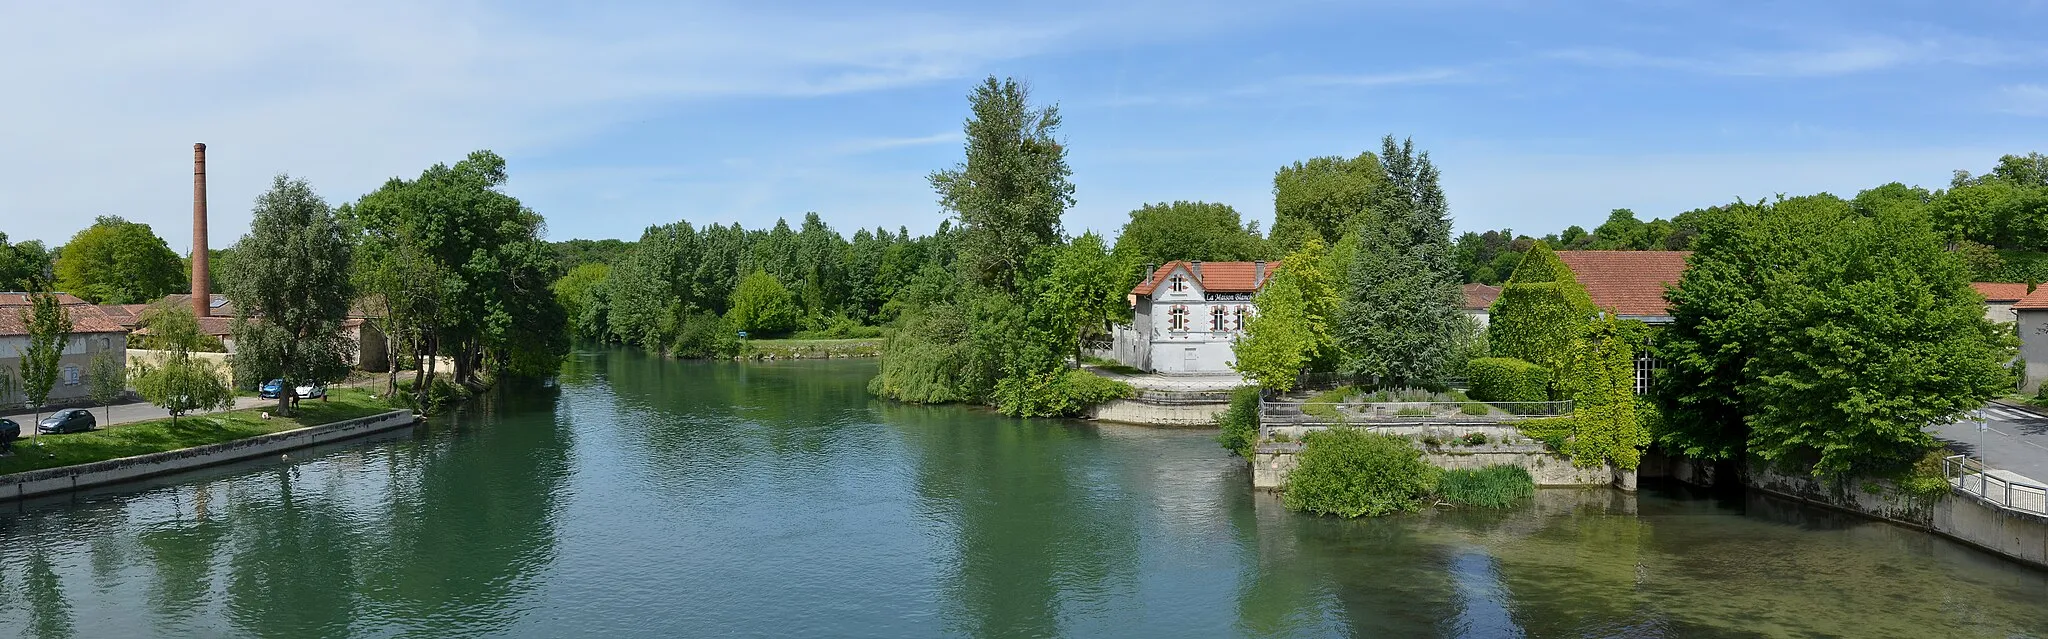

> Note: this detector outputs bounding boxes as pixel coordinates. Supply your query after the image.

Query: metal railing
[1943,454,2048,517]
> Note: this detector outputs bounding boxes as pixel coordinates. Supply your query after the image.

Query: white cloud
[1544,35,2033,77]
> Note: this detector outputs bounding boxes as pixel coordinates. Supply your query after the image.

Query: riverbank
[735,338,882,360]
[0,388,396,476]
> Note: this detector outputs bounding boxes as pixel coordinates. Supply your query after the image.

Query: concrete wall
[1250,438,1631,490]
[1747,465,2048,570]
[1087,399,1228,426]
[0,332,128,407]
[2018,308,2048,393]
[1986,301,2017,324]
[0,409,417,502]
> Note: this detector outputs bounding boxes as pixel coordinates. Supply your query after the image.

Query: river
[0,349,2043,638]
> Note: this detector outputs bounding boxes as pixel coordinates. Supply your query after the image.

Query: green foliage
[131,351,233,422]
[1437,465,1535,508]
[1037,232,1133,363]
[1234,238,1339,391]
[1283,428,1440,518]
[992,369,1135,418]
[1112,201,1273,266]
[227,175,356,415]
[1465,357,1551,403]
[1659,194,2015,476]
[870,304,983,404]
[1214,387,1262,458]
[17,291,71,411]
[1487,244,1598,378]
[53,215,187,304]
[0,232,53,292]
[1335,137,1464,389]
[133,303,224,352]
[1516,417,1573,452]
[553,262,611,340]
[551,238,636,272]
[726,270,802,336]
[1271,153,1386,251]
[87,350,126,417]
[931,76,1075,292]
[669,311,741,359]
[1555,317,1650,469]
[791,315,885,340]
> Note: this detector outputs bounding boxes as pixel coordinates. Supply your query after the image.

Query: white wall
[1141,265,1252,374]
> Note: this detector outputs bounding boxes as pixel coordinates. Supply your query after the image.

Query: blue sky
[3,1,2045,251]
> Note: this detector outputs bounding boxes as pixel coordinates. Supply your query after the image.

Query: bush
[992,368,1135,418]
[794,314,885,340]
[1215,386,1262,458]
[670,311,741,359]
[1517,417,1573,452]
[726,270,801,336]
[1467,357,1551,404]
[1460,402,1490,416]
[1438,465,1535,508]
[870,305,979,404]
[1461,432,1488,446]
[1283,428,1440,518]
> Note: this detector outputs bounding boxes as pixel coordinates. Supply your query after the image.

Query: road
[1929,402,2048,484]
[2,396,272,432]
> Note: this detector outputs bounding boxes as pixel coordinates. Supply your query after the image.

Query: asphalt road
[1,396,271,432]
[1930,402,2048,483]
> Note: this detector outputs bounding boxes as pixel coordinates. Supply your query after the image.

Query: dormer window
[1167,274,1189,293]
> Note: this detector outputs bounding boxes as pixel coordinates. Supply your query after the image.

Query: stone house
[1970,282,2027,324]
[1111,261,1278,374]
[142,293,389,372]
[0,293,129,408]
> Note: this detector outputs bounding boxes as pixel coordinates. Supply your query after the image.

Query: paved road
[1929,402,2048,484]
[2,396,271,432]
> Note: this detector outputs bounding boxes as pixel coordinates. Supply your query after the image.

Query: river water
[0,350,2043,638]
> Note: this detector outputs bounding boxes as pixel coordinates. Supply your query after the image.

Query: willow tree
[228,175,356,416]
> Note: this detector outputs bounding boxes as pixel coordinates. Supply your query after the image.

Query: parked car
[0,418,18,453]
[259,379,285,399]
[37,409,96,434]
[295,383,327,400]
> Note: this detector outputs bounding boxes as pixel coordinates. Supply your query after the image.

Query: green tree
[1110,201,1271,266]
[1234,238,1339,391]
[16,291,70,432]
[1658,195,2012,475]
[1037,232,1131,365]
[129,305,233,424]
[87,349,126,426]
[1591,209,1647,249]
[1271,153,1385,251]
[52,216,188,304]
[725,270,801,336]
[553,263,611,340]
[930,76,1075,292]
[227,175,356,416]
[1336,136,1464,389]
[0,232,53,291]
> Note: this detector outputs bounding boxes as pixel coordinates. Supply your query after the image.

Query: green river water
[0,349,2043,638]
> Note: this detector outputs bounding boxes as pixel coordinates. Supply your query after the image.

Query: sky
[3,0,2046,252]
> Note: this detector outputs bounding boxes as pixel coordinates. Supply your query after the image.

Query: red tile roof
[1131,261,1281,296]
[0,299,129,336]
[1461,283,1500,311]
[1554,251,1692,317]
[0,292,89,307]
[1971,282,2031,302]
[2014,287,2048,311]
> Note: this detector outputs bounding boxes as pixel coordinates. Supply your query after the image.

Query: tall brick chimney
[192,143,209,318]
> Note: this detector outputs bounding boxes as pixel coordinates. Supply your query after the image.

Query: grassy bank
[739,338,883,360]
[0,388,396,475]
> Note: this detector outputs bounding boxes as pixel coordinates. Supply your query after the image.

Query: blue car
[258,378,285,399]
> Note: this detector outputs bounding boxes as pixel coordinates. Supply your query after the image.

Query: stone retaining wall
[1747,466,2048,570]
[1250,441,1631,490]
[0,409,418,502]
[1087,399,1228,427]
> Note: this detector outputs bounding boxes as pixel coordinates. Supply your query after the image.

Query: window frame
[1168,305,1189,332]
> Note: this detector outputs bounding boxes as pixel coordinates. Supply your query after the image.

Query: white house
[1110,260,1278,374]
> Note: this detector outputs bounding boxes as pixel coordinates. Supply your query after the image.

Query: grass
[1080,356,1145,376]
[1303,386,1357,420]
[1438,465,1536,508]
[0,388,397,475]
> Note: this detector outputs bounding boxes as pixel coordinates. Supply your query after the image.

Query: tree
[930,76,1075,292]
[1271,153,1385,251]
[227,175,356,416]
[1037,232,1131,365]
[1111,201,1271,266]
[1657,194,2012,476]
[1336,136,1465,389]
[1234,238,1339,391]
[725,270,800,336]
[130,306,232,424]
[87,350,125,426]
[17,292,70,435]
[1591,209,1647,250]
[0,232,53,291]
[553,263,611,340]
[53,216,188,304]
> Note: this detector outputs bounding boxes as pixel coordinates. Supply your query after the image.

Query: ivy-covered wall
[1487,244,1597,379]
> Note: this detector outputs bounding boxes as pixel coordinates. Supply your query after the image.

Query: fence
[1258,398,1570,440]
[1943,454,2048,517]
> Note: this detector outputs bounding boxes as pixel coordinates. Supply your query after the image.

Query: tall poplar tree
[930,76,1075,292]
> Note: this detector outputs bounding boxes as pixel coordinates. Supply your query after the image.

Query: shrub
[1487,244,1597,373]
[1439,465,1535,508]
[1461,432,1488,446]
[794,314,885,340]
[1283,428,1440,517]
[992,369,1135,418]
[1214,387,1262,458]
[669,311,741,359]
[1460,402,1490,416]
[1467,357,1551,404]
[726,270,801,336]
[1517,417,1573,451]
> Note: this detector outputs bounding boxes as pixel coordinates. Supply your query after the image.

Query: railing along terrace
[1943,454,2048,517]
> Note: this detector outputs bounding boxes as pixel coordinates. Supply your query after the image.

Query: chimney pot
[1191,260,1203,279]
[1255,260,1267,283]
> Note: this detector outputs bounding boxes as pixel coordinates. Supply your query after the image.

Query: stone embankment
[1250,425,1630,491]
[0,409,419,502]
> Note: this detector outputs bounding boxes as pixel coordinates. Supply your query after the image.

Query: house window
[1634,351,1660,395]
[1168,306,1189,332]
[1233,306,1248,331]
[63,366,80,386]
[101,337,111,351]
[1167,274,1189,293]
[1210,306,1227,331]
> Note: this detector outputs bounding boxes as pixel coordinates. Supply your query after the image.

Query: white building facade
[1113,261,1275,374]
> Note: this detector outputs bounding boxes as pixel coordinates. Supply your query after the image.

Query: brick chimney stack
[192,143,209,318]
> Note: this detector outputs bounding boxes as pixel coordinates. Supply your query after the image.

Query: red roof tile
[1461,283,1500,311]
[1131,260,1281,296]
[0,302,128,336]
[0,292,89,307]
[1554,251,1692,317]
[2014,287,2048,311]
[1971,282,2031,302]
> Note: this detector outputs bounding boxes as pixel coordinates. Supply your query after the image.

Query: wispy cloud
[1544,36,2032,77]
[1101,66,1469,108]
[829,133,961,156]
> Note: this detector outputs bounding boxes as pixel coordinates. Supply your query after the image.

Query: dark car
[259,378,285,399]
[37,409,95,434]
[0,418,18,453]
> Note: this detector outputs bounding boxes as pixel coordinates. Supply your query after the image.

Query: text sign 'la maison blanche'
[1204,293,1254,302]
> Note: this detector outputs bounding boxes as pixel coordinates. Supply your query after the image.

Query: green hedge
[1488,244,1598,373]
[1467,357,1551,403]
